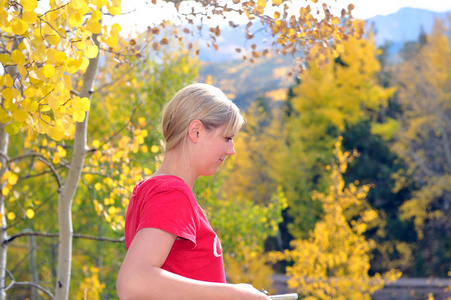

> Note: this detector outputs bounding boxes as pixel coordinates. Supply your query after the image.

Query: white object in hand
[269,293,298,300]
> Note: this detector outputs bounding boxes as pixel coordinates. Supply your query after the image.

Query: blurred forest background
[0,0,450,299]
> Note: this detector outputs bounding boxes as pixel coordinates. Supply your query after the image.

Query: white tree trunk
[0,124,9,300]
[28,232,39,299]
[54,34,101,300]
[0,37,19,299]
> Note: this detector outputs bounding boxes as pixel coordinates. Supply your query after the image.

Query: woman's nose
[226,141,235,155]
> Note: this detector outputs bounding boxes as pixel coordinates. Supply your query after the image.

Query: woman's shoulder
[135,175,191,197]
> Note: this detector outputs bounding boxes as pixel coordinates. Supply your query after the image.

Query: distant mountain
[198,53,296,108]
[365,7,450,46]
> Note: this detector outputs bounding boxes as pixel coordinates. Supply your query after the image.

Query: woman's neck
[152,150,197,189]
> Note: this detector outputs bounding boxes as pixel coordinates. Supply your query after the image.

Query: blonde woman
[117,83,270,299]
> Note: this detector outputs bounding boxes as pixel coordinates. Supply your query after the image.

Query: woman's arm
[116,227,270,300]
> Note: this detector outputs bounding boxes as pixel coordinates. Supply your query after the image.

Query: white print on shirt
[213,235,223,257]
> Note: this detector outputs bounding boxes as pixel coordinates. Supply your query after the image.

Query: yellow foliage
[393,20,451,241]
[271,139,401,299]
[0,0,125,141]
[399,175,451,239]
[225,248,275,293]
[74,266,105,300]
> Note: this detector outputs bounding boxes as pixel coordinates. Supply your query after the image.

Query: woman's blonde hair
[162,83,244,152]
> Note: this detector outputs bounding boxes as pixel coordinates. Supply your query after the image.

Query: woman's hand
[232,283,271,300]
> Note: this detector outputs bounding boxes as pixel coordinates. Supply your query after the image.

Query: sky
[114,0,451,35]
[347,0,451,19]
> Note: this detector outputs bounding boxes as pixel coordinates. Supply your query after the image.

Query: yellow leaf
[2,88,13,100]
[43,23,56,35]
[5,122,22,135]
[57,145,67,157]
[103,177,113,186]
[138,117,146,127]
[151,145,159,153]
[48,94,59,110]
[64,58,80,74]
[55,51,67,63]
[92,139,100,148]
[29,69,44,81]
[74,41,85,50]
[73,97,90,111]
[6,172,18,185]
[144,168,152,175]
[0,9,8,25]
[272,0,282,6]
[94,182,102,191]
[7,212,15,220]
[84,45,98,59]
[12,109,27,122]
[93,0,108,6]
[84,173,93,183]
[47,34,61,46]
[21,98,38,112]
[0,108,9,122]
[22,11,37,23]
[63,75,72,89]
[11,50,25,64]
[44,10,59,22]
[46,48,57,62]
[12,19,28,35]
[24,86,37,97]
[106,36,118,48]
[26,209,35,219]
[21,0,38,11]
[17,64,27,76]
[107,5,121,16]
[3,74,13,87]
[91,10,102,21]
[2,186,9,197]
[73,109,85,122]
[69,13,83,27]
[111,23,122,35]
[50,127,65,141]
[86,20,102,33]
[0,54,11,65]
[79,57,89,71]
[42,64,56,77]
[70,0,83,10]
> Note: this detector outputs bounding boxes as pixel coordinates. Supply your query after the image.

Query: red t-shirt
[124,175,226,283]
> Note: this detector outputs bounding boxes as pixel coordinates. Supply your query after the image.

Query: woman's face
[194,125,236,177]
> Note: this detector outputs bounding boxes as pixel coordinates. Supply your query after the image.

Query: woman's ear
[188,120,203,143]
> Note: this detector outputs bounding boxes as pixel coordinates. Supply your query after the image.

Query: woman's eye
[226,137,233,142]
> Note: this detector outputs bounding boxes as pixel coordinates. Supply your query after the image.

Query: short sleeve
[136,188,197,247]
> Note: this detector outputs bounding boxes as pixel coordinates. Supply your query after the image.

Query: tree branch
[0,266,54,298]
[4,231,124,245]
[7,152,62,188]
[11,281,54,299]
